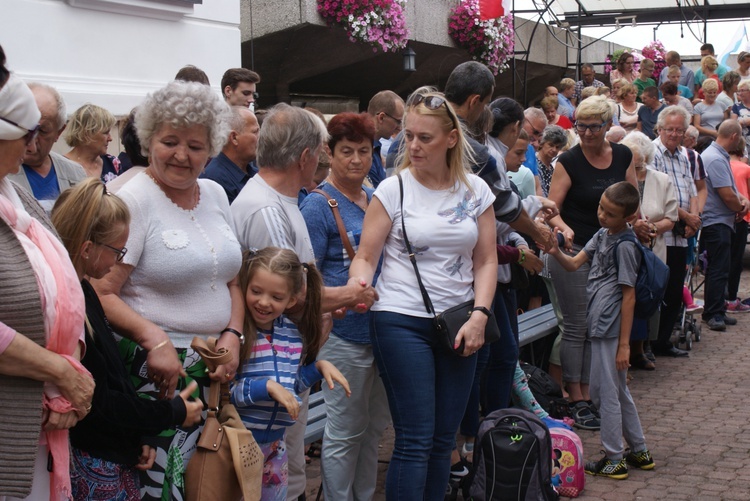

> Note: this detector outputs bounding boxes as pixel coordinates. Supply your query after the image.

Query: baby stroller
[675,232,705,350]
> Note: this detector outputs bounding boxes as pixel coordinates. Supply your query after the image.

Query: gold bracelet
[150,340,170,353]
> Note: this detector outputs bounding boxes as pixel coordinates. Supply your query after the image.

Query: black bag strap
[398,173,437,318]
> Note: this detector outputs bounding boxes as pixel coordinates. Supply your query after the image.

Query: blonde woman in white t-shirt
[350,91,497,500]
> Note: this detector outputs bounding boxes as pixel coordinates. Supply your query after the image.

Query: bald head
[716,119,743,151]
[718,119,742,138]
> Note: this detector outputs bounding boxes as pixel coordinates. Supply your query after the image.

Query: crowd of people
[1,36,750,501]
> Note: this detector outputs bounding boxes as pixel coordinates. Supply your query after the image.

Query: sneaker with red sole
[726,299,750,313]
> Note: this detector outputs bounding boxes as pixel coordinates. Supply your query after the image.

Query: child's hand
[179,380,204,427]
[135,445,156,471]
[267,380,300,420]
[315,360,352,397]
[546,227,562,255]
[616,344,630,371]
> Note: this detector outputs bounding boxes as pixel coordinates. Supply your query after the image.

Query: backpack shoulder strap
[613,231,640,269]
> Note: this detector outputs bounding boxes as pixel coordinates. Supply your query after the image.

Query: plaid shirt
[573,78,605,103]
[652,137,696,247]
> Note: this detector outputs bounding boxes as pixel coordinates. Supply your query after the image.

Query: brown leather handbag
[185,337,264,501]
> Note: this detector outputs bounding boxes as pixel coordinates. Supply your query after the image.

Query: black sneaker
[723,315,738,326]
[569,401,600,430]
[706,315,726,331]
[625,449,655,470]
[584,456,629,479]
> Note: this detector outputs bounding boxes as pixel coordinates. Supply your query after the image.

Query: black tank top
[558,142,632,246]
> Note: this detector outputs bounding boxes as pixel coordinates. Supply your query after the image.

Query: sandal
[630,354,655,371]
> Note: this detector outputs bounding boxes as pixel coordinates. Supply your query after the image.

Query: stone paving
[304,277,750,500]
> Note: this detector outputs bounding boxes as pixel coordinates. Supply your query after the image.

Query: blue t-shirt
[701,141,738,229]
[367,140,386,188]
[300,182,380,344]
[23,164,59,213]
[522,143,538,175]
[200,152,252,204]
[637,104,664,140]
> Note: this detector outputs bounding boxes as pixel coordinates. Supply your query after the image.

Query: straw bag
[185,337,264,501]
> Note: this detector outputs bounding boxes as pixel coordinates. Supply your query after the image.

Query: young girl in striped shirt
[231,247,350,501]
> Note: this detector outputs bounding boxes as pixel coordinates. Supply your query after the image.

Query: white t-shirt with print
[372,169,494,317]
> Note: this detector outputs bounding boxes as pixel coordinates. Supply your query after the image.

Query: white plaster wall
[1,0,241,116]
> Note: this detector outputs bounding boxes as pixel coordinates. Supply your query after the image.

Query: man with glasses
[522,107,548,195]
[573,63,605,105]
[650,106,701,356]
[366,90,404,188]
[221,67,260,109]
[9,83,86,214]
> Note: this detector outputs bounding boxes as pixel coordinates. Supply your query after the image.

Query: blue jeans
[371,311,477,501]
[483,287,519,412]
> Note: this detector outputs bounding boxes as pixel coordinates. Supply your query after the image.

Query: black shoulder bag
[397,174,501,355]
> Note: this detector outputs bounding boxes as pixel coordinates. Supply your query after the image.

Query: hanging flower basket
[317,0,409,53]
[448,0,514,75]
[641,40,667,78]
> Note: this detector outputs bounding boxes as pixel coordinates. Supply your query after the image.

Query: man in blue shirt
[658,51,695,91]
[8,83,85,214]
[366,90,404,188]
[700,120,750,331]
[636,87,665,140]
[200,106,259,203]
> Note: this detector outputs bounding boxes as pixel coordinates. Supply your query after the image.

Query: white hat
[0,74,40,141]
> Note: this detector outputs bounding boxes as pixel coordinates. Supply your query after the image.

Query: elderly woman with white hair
[93,81,242,500]
[620,131,678,370]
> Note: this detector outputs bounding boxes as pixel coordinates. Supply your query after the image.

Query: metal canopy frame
[508,0,746,105]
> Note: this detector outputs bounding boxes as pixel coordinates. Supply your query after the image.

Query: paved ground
[304,266,750,500]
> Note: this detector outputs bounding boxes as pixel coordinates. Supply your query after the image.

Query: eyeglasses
[662,128,686,136]
[574,122,608,134]
[0,115,40,146]
[383,112,403,124]
[98,243,128,262]
[525,119,543,138]
[410,94,458,127]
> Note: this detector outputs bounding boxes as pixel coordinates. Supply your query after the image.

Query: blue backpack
[613,232,670,319]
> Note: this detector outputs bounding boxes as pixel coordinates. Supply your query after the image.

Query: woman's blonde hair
[702,78,719,92]
[51,177,130,276]
[397,92,473,191]
[540,96,559,111]
[576,95,614,122]
[238,248,323,364]
[701,55,718,73]
[616,83,636,101]
[64,103,116,147]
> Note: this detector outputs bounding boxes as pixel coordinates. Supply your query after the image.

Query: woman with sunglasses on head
[50,178,203,500]
[0,45,95,500]
[350,92,497,500]
[546,95,635,431]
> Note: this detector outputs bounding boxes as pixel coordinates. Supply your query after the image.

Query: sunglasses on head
[0,115,40,146]
[409,94,458,127]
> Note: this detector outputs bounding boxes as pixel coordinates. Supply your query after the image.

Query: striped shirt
[651,138,696,247]
[231,316,322,441]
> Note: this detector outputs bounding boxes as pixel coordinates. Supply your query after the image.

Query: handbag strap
[398,173,437,318]
[191,336,233,413]
[312,188,356,260]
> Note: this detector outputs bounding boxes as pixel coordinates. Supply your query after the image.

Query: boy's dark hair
[221,68,260,92]
[604,181,640,217]
[660,81,678,96]
[444,61,495,107]
[641,86,659,100]
[175,65,210,85]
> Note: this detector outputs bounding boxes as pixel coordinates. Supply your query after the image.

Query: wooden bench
[303,304,560,446]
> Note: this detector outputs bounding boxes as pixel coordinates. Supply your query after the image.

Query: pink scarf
[0,190,87,501]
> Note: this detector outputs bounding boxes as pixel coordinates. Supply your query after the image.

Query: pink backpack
[550,428,585,497]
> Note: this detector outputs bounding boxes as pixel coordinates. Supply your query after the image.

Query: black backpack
[469,408,559,501]
[519,362,569,420]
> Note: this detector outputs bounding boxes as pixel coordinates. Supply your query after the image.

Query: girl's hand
[135,445,156,471]
[267,380,299,420]
[315,360,352,397]
[455,314,487,356]
[518,247,544,275]
[178,380,204,427]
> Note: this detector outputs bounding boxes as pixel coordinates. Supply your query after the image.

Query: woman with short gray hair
[93,80,243,500]
[536,125,567,196]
